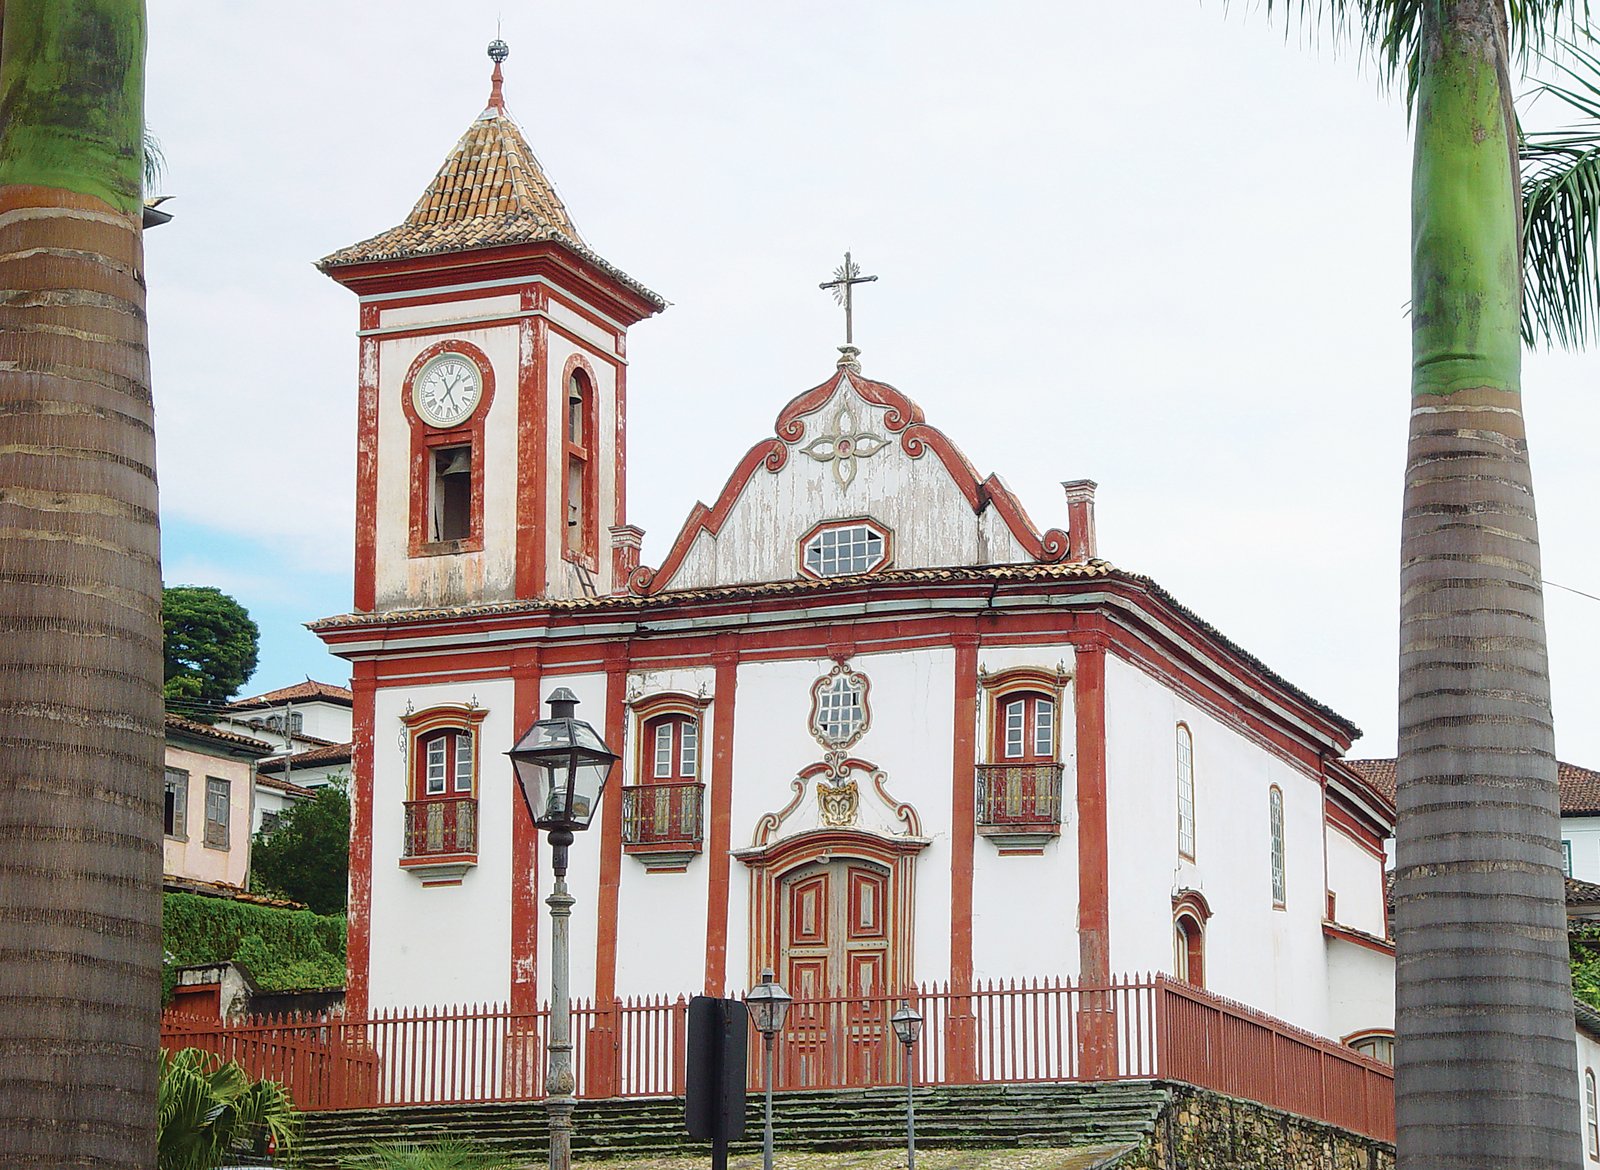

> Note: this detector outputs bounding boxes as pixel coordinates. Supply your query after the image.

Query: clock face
[412,354,483,427]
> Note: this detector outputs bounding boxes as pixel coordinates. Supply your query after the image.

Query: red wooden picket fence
[160,974,1394,1142]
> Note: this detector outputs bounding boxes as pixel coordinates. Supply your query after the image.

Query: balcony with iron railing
[621,781,704,871]
[975,762,1064,851]
[401,796,477,880]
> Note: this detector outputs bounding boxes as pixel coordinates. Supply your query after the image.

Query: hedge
[163,891,346,996]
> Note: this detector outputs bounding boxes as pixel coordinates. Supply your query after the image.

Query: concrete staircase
[293,1081,1168,1167]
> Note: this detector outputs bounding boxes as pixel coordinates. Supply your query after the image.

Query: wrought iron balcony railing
[975,762,1064,828]
[621,781,705,849]
[404,796,477,859]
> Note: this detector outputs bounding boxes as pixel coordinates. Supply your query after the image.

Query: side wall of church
[1326,826,1387,938]
[1103,654,1335,1035]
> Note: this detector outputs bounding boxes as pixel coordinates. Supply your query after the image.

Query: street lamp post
[891,1000,923,1170]
[745,969,792,1170]
[508,688,619,1170]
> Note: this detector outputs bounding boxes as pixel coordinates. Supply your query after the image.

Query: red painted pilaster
[515,289,548,598]
[587,649,630,1095]
[1074,632,1115,1078]
[703,647,739,995]
[945,633,979,1079]
[354,305,380,611]
[346,659,378,1016]
[510,649,542,1013]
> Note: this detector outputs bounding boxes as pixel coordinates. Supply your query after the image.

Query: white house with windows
[308,48,1399,1078]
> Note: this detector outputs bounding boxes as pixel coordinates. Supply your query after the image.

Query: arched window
[400,705,487,877]
[1176,723,1196,859]
[645,714,699,782]
[1269,785,1286,907]
[1346,1030,1396,1066]
[563,368,597,564]
[1173,913,1205,987]
[1588,1068,1599,1159]
[998,692,1055,762]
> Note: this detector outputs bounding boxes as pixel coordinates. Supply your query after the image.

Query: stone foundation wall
[1112,1083,1395,1170]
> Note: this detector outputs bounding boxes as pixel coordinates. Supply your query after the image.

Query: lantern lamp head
[890,1000,923,1047]
[745,968,792,1036]
[508,688,619,838]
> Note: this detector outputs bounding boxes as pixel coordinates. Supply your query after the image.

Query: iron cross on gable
[819,251,878,346]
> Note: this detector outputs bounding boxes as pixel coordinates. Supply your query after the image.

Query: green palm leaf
[1522,37,1600,345]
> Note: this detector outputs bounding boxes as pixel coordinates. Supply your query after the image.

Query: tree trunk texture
[0,3,161,1168]
[1396,1,1581,1166]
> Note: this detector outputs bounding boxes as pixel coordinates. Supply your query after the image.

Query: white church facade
[310,48,1398,1079]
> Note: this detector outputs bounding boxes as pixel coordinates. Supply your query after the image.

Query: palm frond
[143,128,165,193]
[1521,36,1600,346]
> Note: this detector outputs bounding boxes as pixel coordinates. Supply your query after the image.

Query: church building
[311,45,1397,1071]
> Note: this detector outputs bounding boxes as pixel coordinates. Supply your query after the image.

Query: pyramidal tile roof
[319,57,663,309]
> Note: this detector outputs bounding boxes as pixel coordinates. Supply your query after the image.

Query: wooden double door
[775,857,899,1087]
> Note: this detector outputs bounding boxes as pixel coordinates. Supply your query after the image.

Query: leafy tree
[163,584,260,705]
[157,1048,297,1170]
[0,4,163,1168]
[1221,3,1600,1164]
[251,782,351,914]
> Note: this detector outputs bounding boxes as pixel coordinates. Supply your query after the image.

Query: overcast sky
[144,3,1600,764]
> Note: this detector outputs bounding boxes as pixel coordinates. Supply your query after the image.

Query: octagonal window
[799,519,891,579]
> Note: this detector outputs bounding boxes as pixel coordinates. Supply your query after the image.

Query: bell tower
[319,41,664,613]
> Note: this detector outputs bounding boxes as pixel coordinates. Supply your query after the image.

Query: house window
[1348,1031,1396,1066]
[563,368,597,563]
[1174,913,1204,987]
[648,714,698,780]
[799,519,890,579]
[1587,1068,1599,1159]
[203,777,230,850]
[401,705,487,872]
[999,693,1055,761]
[431,444,474,542]
[1269,785,1286,907]
[1566,839,1575,878]
[164,767,188,839]
[259,810,282,835]
[1176,723,1196,859]
[813,672,868,746]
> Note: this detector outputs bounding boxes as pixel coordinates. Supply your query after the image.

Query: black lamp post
[891,1000,923,1170]
[508,688,619,1170]
[746,968,793,1170]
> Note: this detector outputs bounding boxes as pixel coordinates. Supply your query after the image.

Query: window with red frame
[1174,912,1205,987]
[996,691,1055,761]
[645,714,699,782]
[564,369,596,562]
[417,728,474,798]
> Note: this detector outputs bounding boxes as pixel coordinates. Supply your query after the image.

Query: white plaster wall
[724,649,956,993]
[531,673,609,1011]
[253,785,303,834]
[542,335,619,598]
[163,745,253,887]
[380,294,519,330]
[1324,939,1394,1041]
[1564,815,1600,883]
[1577,1026,1600,1163]
[971,644,1080,982]
[374,316,521,611]
[614,666,715,999]
[1326,827,1388,937]
[367,677,517,1011]
[219,700,351,745]
[1103,655,1332,1035]
[663,381,1030,591]
[546,295,615,353]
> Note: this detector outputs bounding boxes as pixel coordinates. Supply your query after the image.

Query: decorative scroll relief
[752,751,921,846]
[798,401,889,490]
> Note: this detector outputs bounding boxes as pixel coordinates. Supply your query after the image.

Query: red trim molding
[1323,921,1395,956]
[346,660,377,1016]
[354,306,381,611]
[1075,636,1110,983]
[703,651,738,993]
[515,290,548,597]
[949,636,978,993]
[510,650,541,1012]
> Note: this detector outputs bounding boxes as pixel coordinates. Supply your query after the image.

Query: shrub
[163,891,346,994]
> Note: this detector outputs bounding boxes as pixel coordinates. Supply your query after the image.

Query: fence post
[1075,975,1118,1080]
[671,994,689,1096]
[584,997,620,1098]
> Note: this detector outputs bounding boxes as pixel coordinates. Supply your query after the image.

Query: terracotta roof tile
[227,680,352,710]
[258,742,352,776]
[165,713,272,754]
[1348,757,1600,815]
[255,773,319,798]
[318,103,664,309]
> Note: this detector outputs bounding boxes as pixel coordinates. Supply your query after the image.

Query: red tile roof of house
[257,742,352,777]
[165,713,272,754]
[1348,757,1600,816]
[255,773,318,798]
[226,680,353,710]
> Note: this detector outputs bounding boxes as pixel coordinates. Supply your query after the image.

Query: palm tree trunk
[0,3,161,1168]
[1396,1,1580,1164]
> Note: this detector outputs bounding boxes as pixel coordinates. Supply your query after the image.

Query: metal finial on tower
[486,39,510,112]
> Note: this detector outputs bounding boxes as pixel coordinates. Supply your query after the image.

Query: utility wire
[1545,579,1600,605]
